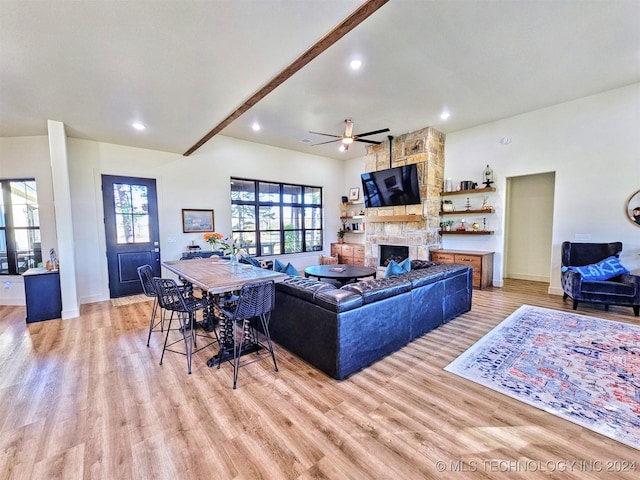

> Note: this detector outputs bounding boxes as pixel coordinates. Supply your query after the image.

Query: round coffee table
[304,264,376,286]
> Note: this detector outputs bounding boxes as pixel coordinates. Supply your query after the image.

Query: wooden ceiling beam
[183,0,389,156]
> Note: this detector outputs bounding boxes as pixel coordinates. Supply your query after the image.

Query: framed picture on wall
[182,209,214,233]
[349,187,360,201]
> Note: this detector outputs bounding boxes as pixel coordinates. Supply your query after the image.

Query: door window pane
[113,183,150,244]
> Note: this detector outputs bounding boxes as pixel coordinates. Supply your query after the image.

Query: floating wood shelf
[440,208,495,215]
[439,230,494,235]
[441,187,496,196]
[363,214,423,223]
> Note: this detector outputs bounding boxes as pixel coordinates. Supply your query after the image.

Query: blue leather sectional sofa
[269,261,473,380]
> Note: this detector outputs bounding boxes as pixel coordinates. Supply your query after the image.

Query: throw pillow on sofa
[561,256,629,281]
[384,258,411,278]
[274,258,300,276]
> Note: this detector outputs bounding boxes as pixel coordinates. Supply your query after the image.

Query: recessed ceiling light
[251,122,261,131]
[440,112,450,120]
[339,145,346,152]
[500,136,511,145]
[132,122,145,130]
[349,59,363,70]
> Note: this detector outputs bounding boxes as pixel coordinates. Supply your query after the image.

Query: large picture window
[0,179,41,275]
[230,177,323,256]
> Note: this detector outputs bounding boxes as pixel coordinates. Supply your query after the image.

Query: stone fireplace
[363,127,445,268]
[379,244,409,266]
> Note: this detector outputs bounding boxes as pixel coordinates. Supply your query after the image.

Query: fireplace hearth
[379,245,409,266]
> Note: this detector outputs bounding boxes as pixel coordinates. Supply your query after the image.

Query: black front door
[102,175,161,298]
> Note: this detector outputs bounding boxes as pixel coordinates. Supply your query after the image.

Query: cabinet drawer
[353,245,365,257]
[454,255,481,269]
[331,244,341,257]
[341,245,354,256]
[431,252,455,263]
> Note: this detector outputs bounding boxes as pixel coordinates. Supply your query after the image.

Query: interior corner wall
[443,83,640,294]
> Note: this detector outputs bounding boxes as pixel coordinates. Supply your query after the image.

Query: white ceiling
[1,0,639,160]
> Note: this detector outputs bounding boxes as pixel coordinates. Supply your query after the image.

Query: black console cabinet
[23,268,62,323]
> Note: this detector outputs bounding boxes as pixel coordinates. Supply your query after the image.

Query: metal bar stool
[137,265,164,347]
[210,280,278,388]
[137,264,194,346]
[153,277,218,374]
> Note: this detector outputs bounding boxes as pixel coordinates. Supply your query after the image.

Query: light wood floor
[1,280,638,479]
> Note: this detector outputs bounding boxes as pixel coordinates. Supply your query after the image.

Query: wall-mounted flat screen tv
[360,164,421,208]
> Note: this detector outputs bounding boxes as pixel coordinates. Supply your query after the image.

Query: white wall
[444,83,640,293]
[2,134,343,306]
[67,135,344,304]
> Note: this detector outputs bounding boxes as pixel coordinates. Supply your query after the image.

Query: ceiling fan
[309,119,390,151]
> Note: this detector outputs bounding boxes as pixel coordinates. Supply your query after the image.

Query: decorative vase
[230,253,239,265]
[338,238,344,244]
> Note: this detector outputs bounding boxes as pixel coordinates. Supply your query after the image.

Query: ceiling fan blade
[309,131,342,138]
[312,138,342,146]
[354,127,390,137]
[355,138,382,145]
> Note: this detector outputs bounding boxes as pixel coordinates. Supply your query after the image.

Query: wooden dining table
[161,257,288,295]
[161,257,289,368]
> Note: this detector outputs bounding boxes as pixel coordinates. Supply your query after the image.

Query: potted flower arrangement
[337,228,347,244]
[204,232,247,264]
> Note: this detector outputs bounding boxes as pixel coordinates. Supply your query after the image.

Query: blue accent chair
[561,242,640,316]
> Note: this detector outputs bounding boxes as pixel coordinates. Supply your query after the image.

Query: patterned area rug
[445,305,640,450]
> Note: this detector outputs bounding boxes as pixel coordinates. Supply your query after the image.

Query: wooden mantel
[363,214,423,223]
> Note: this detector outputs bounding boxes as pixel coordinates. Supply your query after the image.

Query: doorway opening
[504,172,555,283]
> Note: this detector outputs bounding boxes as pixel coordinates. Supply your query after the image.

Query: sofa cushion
[411,260,437,270]
[276,277,335,301]
[342,276,412,304]
[582,280,636,297]
[314,289,364,312]
[562,256,629,281]
[404,268,446,288]
[384,258,411,277]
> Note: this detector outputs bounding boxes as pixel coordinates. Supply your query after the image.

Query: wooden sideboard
[430,249,494,289]
[331,243,365,266]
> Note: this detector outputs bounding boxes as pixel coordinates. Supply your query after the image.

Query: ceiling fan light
[342,137,354,145]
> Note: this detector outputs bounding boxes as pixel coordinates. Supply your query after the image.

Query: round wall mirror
[626,189,640,226]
